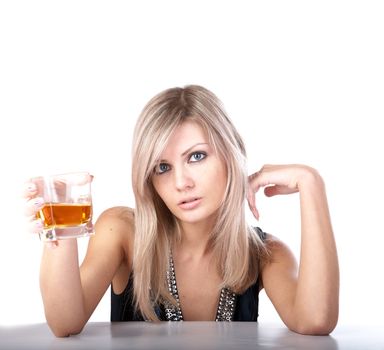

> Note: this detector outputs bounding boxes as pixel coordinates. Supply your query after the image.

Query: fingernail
[34,198,44,207]
[35,220,43,230]
[28,184,37,192]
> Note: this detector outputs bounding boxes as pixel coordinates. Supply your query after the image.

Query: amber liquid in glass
[37,203,92,228]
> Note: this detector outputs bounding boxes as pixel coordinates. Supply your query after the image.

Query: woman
[24,85,339,337]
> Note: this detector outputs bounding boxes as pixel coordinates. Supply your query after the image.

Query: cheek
[216,173,228,196]
[206,162,227,194]
[152,180,170,204]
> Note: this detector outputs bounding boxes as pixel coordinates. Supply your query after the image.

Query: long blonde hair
[131,85,268,321]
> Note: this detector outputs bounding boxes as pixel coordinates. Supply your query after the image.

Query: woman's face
[151,120,227,228]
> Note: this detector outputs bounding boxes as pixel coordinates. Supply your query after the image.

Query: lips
[178,197,202,210]
[178,197,200,205]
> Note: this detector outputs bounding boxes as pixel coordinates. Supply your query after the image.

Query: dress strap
[255,226,267,241]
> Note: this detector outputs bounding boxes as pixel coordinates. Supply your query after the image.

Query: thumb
[264,185,298,197]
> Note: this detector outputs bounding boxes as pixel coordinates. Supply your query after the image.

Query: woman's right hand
[23,181,45,234]
[23,181,60,247]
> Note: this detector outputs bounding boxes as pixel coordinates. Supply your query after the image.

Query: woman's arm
[39,207,133,337]
[248,164,339,335]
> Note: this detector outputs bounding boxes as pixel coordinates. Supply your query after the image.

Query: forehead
[160,120,209,157]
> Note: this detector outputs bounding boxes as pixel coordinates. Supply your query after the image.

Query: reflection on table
[1,321,383,350]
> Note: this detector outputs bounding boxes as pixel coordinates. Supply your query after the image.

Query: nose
[173,166,194,191]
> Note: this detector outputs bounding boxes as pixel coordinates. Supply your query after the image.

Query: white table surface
[1,322,383,350]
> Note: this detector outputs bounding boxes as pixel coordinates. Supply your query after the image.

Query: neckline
[164,251,237,321]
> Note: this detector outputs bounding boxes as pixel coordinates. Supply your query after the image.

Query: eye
[189,151,206,163]
[155,163,170,175]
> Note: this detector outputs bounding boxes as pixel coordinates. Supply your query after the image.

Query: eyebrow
[159,143,209,163]
[181,142,208,156]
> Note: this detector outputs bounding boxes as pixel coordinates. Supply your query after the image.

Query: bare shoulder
[264,233,295,258]
[97,205,134,223]
[95,206,135,237]
[87,206,135,262]
[260,233,298,288]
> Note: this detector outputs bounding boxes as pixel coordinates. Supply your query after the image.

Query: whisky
[37,203,92,228]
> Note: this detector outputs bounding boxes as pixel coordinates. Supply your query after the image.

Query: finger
[248,171,264,220]
[22,182,38,199]
[55,172,93,185]
[26,218,44,234]
[264,185,299,197]
[250,204,260,220]
[24,197,44,216]
[246,187,260,220]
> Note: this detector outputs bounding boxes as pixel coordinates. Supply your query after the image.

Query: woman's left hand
[248,164,338,334]
[247,164,319,220]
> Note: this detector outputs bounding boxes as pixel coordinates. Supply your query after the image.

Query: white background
[0,1,383,327]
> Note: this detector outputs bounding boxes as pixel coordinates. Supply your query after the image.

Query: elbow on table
[44,307,88,337]
[286,300,340,335]
[287,310,339,335]
[48,320,86,338]
[290,314,339,336]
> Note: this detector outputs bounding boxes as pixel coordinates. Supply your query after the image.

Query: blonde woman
[24,85,339,337]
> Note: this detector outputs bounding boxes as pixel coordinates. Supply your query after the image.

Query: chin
[173,210,219,226]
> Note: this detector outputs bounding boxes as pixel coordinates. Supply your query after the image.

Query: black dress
[111,227,266,322]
